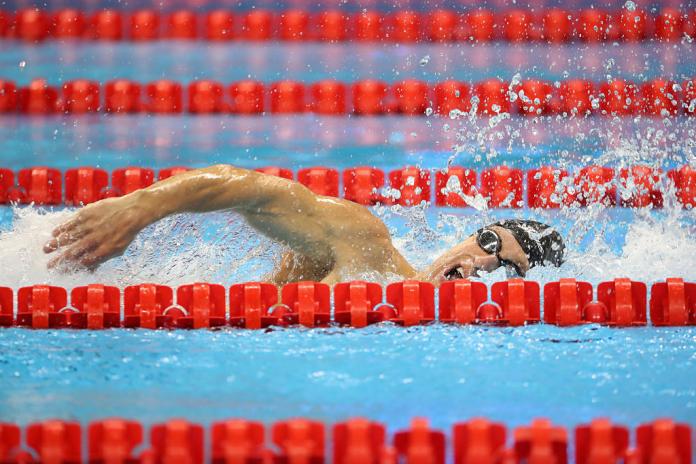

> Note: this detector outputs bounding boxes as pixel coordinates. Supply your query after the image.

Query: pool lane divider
[1,165,695,209]
[0,77,695,117]
[0,417,691,464]
[4,7,695,44]
[0,278,694,329]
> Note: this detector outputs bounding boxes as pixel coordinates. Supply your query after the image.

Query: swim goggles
[476,228,525,277]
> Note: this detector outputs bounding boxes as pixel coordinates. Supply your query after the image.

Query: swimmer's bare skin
[44,165,529,285]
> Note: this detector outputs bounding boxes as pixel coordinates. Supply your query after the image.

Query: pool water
[0,24,695,446]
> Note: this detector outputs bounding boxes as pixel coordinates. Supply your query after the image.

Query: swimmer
[43,165,565,285]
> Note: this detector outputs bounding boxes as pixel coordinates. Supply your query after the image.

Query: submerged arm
[44,165,325,269]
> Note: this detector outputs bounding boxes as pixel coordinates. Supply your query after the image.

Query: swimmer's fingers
[47,240,98,269]
[44,227,89,254]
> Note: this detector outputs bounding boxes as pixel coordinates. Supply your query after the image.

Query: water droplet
[419,55,431,66]
[19,61,26,68]
[624,1,636,12]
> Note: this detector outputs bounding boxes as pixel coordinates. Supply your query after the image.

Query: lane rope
[0,278,694,329]
[1,77,694,116]
[2,8,695,44]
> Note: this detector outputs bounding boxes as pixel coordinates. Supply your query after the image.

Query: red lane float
[280,10,309,41]
[575,418,629,464]
[317,11,348,42]
[104,79,141,113]
[205,10,234,41]
[543,279,596,326]
[272,419,325,464]
[144,80,183,113]
[542,9,572,43]
[513,419,568,464]
[242,10,272,41]
[388,167,431,206]
[434,80,471,115]
[130,10,160,41]
[0,80,18,112]
[453,418,506,464]
[26,420,82,463]
[475,79,510,115]
[390,11,420,43]
[490,279,540,326]
[0,423,20,461]
[334,418,386,464]
[599,80,638,116]
[69,284,120,329]
[110,167,154,196]
[465,10,495,42]
[188,80,225,113]
[343,167,384,205]
[230,80,264,114]
[90,10,123,40]
[428,10,458,42]
[669,165,696,208]
[211,420,265,463]
[15,167,62,205]
[333,281,384,328]
[19,79,58,114]
[636,419,692,464]
[53,9,86,39]
[123,283,174,329]
[65,167,108,206]
[298,167,339,197]
[560,80,594,116]
[619,165,663,208]
[88,419,143,463]
[16,285,68,329]
[281,282,331,327]
[567,166,616,207]
[175,283,227,329]
[439,280,487,325]
[655,8,683,41]
[650,278,696,326]
[15,8,50,42]
[597,278,647,327]
[394,418,446,464]
[270,80,305,114]
[394,80,428,115]
[167,10,197,39]
[0,169,13,204]
[527,167,569,209]
[480,166,523,208]
[385,281,435,327]
[149,420,204,464]
[312,80,346,115]
[352,80,388,115]
[229,282,279,329]
[62,80,100,113]
[0,287,13,327]
[435,167,477,207]
[355,11,383,41]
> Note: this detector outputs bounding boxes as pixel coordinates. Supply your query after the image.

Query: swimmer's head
[418,219,565,285]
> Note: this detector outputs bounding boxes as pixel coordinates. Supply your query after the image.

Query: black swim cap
[481,219,565,270]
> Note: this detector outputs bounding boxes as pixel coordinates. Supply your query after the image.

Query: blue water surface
[0,32,695,455]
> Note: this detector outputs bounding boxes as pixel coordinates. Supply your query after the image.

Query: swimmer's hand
[44,195,154,270]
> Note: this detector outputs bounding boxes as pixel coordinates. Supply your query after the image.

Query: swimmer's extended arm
[43,165,333,269]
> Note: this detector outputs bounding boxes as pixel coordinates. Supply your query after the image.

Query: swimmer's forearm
[131,165,293,222]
